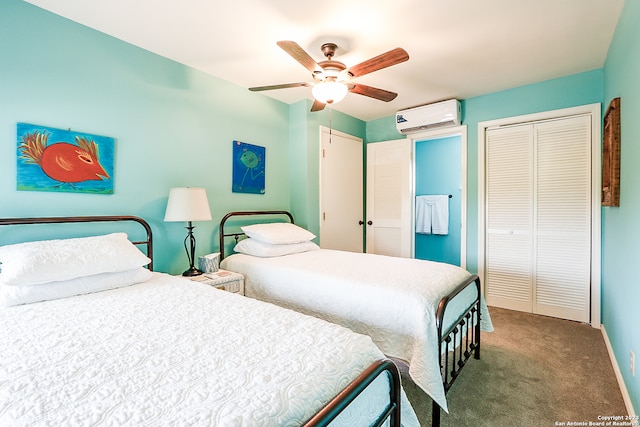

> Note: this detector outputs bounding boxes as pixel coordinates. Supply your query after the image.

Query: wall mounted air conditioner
[395,99,461,134]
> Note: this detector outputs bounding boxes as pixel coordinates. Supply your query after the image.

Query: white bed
[0,216,420,427]
[219,211,494,426]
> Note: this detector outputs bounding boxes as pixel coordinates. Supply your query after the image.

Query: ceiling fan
[249,40,409,112]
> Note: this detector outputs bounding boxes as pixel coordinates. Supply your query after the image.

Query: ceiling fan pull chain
[329,106,333,144]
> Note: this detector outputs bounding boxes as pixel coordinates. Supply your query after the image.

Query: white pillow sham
[241,222,315,244]
[0,232,151,286]
[0,267,152,306]
[234,238,320,258]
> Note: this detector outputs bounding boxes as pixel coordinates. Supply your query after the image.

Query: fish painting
[232,140,265,194]
[16,123,114,194]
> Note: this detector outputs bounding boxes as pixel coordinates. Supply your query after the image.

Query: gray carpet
[401,307,627,426]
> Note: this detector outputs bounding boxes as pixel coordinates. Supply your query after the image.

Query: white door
[534,116,592,321]
[485,115,592,322]
[319,127,363,252]
[485,125,535,313]
[365,139,412,257]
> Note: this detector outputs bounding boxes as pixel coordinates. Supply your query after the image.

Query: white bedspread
[0,272,419,427]
[222,249,493,413]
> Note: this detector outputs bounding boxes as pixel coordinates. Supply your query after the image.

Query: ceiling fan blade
[249,82,310,92]
[310,99,326,112]
[277,40,323,74]
[346,47,409,78]
[350,84,398,102]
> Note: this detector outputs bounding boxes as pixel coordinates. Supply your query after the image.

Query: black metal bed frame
[219,210,483,427]
[305,358,401,427]
[0,214,402,427]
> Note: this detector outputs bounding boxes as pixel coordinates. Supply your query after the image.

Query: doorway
[409,126,468,268]
[414,135,462,265]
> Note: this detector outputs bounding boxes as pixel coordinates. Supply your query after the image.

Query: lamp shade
[312,81,348,104]
[164,187,212,222]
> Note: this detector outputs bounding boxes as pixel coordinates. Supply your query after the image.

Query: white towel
[415,195,449,235]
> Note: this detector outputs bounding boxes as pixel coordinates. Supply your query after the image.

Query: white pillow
[0,233,151,286]
[241,223,315,244]
[0,267,152,306]
[234,238,320,258]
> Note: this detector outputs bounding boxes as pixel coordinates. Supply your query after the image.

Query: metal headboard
[219,210,294,259]
[0,215,154,271]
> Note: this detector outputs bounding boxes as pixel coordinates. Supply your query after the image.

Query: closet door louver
[485,125,534,312]
[534,116,591,322]
[485,115,591,322]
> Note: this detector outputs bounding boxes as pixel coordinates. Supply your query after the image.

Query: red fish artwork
[17,127,112,193]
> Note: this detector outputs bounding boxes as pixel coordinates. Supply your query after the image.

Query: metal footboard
[303,358,402,427]
[431,274,482,427]
[218,210,485,427]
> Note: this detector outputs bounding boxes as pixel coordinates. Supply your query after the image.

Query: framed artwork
[232,140,265,194]
[602,98,620,206]
[17,123,114,194]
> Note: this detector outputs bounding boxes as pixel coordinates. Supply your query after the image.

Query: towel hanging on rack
[415,195,449,235]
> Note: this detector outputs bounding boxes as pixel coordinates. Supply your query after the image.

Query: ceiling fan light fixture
[312,81,348,104]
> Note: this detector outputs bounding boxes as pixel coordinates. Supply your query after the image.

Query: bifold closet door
[485,125,534,313]
[534,116,591,322]
[485,115,591,322]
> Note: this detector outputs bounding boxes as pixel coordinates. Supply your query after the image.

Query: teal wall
[414,135,462,265]
[603,0,640,413]
[366,115,404,143]
[0,0,363,273]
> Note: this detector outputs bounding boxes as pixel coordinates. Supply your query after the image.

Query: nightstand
[186,269,244,295]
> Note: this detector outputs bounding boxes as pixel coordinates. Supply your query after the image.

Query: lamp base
[182,266,203,277]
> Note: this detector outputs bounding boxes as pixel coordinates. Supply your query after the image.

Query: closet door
[534,116,591,322]
[320,128,363,252]
[485,115,592,322]
[485,125,534,312]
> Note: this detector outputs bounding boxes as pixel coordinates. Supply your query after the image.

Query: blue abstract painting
[17,122,114,194]
[232,141,265,194]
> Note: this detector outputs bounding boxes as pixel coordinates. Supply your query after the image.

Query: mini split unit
[395,99,461,134]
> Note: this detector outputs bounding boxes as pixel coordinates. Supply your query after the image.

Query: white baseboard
[601,324,637,416]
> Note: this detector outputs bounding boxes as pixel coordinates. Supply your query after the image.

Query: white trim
[601,325,637,417]
[477,103,601,327]
[407,125,467,269]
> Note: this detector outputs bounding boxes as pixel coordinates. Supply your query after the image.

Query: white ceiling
[25,0,624,121]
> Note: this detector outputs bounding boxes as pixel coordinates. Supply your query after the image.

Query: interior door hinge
[322,149,326,158]
[322,212,326,221]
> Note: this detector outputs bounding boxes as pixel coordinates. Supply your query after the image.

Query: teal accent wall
[415,135,461,265]
[603,0,640,414]
[366,115,404,143]
[0,0,291,273]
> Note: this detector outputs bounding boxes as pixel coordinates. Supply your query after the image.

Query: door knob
[367,220,373,225]
[359,220,364,225]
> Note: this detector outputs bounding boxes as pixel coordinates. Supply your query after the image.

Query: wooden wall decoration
[602,97,621,206]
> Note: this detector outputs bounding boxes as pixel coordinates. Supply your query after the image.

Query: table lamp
[164,187,212,276]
